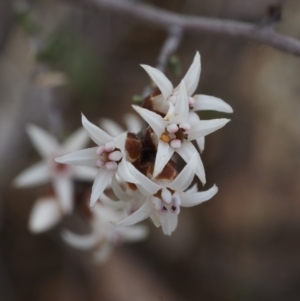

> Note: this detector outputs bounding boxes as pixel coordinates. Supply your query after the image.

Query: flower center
[160,123,190,148]
[96,141,123,170]
[152,188,181,215]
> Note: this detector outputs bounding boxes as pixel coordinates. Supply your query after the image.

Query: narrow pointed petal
[171,81,189,124]
[185,183,198,194]
[132,105,165,137]
[72,166,97,181]
[90,169,114,207]
[123,113,142,133]
[111,176,132,202]
[55,147,98,167]
[196,137,205,152]
[13,162,50,187]
[159,212,178,236]
[62,127,89,152]
[176,142,206,184]
[117,158,139,184]
[193,95,233,113]
[153,141,174,179]
[116,200,152,227]
[26,124,59,158]
[188,119,230,141]
[29,198,61,233]
[100,192,127,209]
[62,230,99,250]
[127,162,161,195]
[169,153,197,191]
[175,52,201,96]
[99,118,124,137]
[53,176,73,214]
[119,225,148,241]
[81,114,112,145]
[114,131,127,153]
[140,64,173,100]
[181,184,218,207]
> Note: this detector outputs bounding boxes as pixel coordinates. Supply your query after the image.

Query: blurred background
[1,0,300,300]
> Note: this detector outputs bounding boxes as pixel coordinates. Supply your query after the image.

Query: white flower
[133,81,230,183]
[62,203,148,263]
[114,154,218,235]
[55,114,136,207]
[13,125,96,217]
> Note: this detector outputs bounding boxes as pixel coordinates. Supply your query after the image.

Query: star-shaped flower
[14,125,97,217]
[55,114,136,207]
[133,81,230,182]
[114,154,218,235]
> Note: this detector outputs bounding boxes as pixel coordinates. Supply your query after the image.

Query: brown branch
[79,0,300,57]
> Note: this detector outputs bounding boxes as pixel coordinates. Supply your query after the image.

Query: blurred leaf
[168,55,181,76]
[132,94,143,104]
[15,10,41,35]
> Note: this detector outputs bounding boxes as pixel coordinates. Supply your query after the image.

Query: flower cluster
[56,51,233,236]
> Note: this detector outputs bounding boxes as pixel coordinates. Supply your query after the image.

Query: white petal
[153,141,174,178]
[81,114,112,146]
[53,176,73,214]
[175,51,201,96]
[123,113,142,133]
[62,127,89,152]
[176,142,206,185]
[72,166,98,181]
[55,147,98,166]
[117,158,139,183]
[111,176,132,202]
[116,200,153,227]
[100,192,127,209]
[188,119,230,141]
[132,105,165,137]
[185,183,198,194]
[181,184,218,207]
[114,131,127,154]
[140,64,173,100]
[90,169,114,207]
[127,162,161,195]
[62,230,99,250]
[26,124,59,158]
[99,118,124,137]
[169,153,197,191]
[193,95,233,113]
[159,211,178,236]
[29,198,62,233]
[196,137,205,152]
[13,162,50,187]
[170,81,189,124]
[118,225,148,241]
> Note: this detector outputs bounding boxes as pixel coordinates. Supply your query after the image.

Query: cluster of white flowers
[56,51,233,237]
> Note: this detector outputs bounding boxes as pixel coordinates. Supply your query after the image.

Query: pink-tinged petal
[127,162,161,195]
[176,142,206,184]
[117,158,139,184]
[181,184,218,207]
[132,105,165,137]
[72,166,98,181]
[188,119,230,141]
[196,137,205,153]
[62,127,89,152]
[99,118,124,137]
[153,141,174,179]
[118,225,148,241]
[111,176,133,202]
[100,192,127,209]
[171,81,189,124]
[26,124,59,158]
[62,230,99,250]
[55,147,98,167]
[169,153,197,192]
[13,161,50,187]
[115,200,153,227]
[114,131,128,154]
[53,176,73,214]
[123,113,142,133]
[81,114,112,146]
[29,198,62,233]
[193,95,233,113]
[174,52,201,96]
[158,211,178,236]
[90,169,114,207]
[140,64,173,100]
